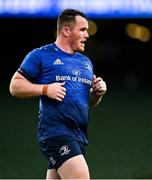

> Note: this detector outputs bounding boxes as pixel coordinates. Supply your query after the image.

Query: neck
[55,36,75,54]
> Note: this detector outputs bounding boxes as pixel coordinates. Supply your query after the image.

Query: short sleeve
[18,49,41,82]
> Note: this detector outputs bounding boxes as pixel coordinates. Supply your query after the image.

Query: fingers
[46,82,67,101]
[93,80,106,92]
[92,75,107,96]
[55,82,66,92]
[60,86,66,92]
[55,84,66,101]
[92,75,103,86]
[57,89,66,100]
[56,92,66,101]
[93,77,103,84]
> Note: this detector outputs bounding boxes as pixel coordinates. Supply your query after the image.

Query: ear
[62,27,70,37]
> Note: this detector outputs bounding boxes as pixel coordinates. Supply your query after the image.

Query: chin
[78,47,85,52]
[74,45,85,52]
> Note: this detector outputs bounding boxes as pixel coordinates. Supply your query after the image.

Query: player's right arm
[9,72,66,101]
[9,71,43,98]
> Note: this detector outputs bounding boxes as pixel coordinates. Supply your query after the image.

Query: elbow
[9,81,20,97]
[9,83,16,97]
[9,72,27,98]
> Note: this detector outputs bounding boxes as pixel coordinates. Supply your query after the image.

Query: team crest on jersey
[53,58,64,65]
[82,61,92,70]
[72,69,81,76]
[60,145,71,156]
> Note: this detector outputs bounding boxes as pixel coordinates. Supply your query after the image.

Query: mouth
[80,40,86,47]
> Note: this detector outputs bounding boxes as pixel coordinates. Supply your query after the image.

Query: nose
[85,31,89,38]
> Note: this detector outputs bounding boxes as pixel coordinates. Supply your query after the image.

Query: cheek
[72,38,80,46]
[69,32,82,47]
[71,31,81,39]
[69,33,78,42]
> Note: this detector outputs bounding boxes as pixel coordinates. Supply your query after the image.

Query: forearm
[89,91,102,107]
[10,77,43,98]
[90,75,107,107]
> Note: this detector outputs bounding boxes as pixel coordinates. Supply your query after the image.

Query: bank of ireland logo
[72,69,81,76]
[60,145,71,156]
[82,61,91,70]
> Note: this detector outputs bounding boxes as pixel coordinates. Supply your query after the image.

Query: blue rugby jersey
[18,43,93,144]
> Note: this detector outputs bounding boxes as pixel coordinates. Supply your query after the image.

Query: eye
[80,27,87,31]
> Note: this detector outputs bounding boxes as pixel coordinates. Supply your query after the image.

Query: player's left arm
[89,75,107,107]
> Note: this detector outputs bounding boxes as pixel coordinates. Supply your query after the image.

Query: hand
[92,75,107,96]
[46,82,66,101]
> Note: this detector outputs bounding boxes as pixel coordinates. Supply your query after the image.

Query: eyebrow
[80,27,88,31]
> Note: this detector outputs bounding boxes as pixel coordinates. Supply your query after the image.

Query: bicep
[12,71,27,80]
[10,71,30,88]
[9,71,30,96]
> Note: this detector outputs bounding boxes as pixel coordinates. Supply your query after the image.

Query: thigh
[57,154,90,179]
[46,169,60,179]
[38,137,86,170]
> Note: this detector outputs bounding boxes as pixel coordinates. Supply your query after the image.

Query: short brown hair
[57,9,87,32]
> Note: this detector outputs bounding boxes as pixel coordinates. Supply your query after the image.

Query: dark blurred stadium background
[1,0,152,178]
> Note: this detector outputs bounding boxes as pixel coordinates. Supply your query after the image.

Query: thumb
[92,75,96,87]
[93,74,97,83]
[93,74,96,80]
[59,82,65,86]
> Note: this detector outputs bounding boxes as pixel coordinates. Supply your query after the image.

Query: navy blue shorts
[38,136,86,170]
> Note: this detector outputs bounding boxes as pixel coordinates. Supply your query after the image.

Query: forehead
[74,15,89,28]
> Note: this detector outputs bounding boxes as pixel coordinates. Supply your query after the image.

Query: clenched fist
[44,82,66,101]
[92,75,107,96]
